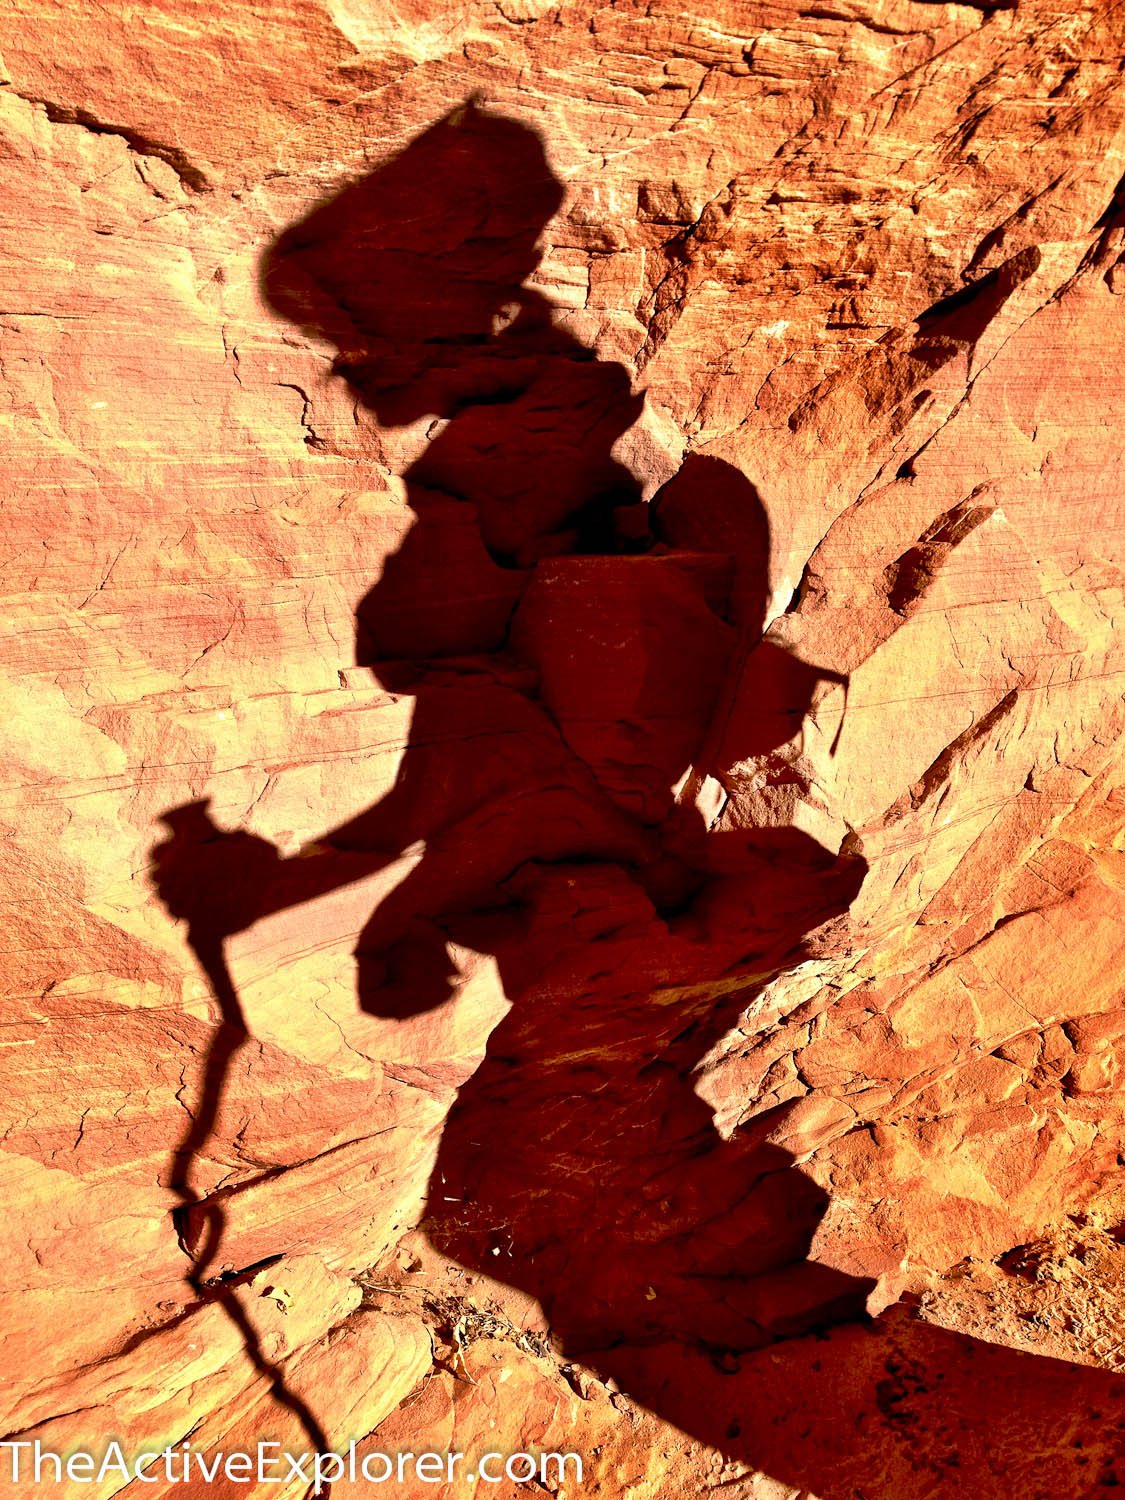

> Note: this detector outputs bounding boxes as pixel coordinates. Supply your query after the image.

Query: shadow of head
[260,99,565,426]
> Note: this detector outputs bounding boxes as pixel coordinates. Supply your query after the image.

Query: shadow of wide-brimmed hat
[261,100,566,353]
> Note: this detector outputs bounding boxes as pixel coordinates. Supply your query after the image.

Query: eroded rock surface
[0,1,1123,1495]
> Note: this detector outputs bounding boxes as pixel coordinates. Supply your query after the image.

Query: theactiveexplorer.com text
[0,1440,584,1489]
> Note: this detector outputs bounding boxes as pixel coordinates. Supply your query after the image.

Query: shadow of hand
[357,916,461,1019]
[151,799,281,937]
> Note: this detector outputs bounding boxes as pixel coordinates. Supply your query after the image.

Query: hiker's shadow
[150,102,1122,1495]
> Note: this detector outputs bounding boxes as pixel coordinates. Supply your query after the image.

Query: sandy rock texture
[0,0,1123,1495]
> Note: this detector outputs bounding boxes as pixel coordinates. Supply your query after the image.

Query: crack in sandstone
[4,92,210,192]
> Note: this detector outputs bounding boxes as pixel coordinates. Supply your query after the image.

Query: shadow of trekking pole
[154,802,334,1474]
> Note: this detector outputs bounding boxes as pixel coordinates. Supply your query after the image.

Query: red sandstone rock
[0,1,1123,1495]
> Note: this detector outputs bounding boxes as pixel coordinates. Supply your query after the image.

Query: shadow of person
[149,102,1121,1495]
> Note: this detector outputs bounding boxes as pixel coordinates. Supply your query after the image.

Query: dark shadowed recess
[151,103,1123,1496]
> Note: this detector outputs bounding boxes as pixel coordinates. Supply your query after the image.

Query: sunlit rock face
[1,1,1124,1494]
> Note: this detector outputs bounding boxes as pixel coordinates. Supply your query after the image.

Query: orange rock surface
[0,1,1123,1496]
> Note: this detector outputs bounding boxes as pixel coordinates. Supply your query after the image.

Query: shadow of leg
[598,1303,1125,1498]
